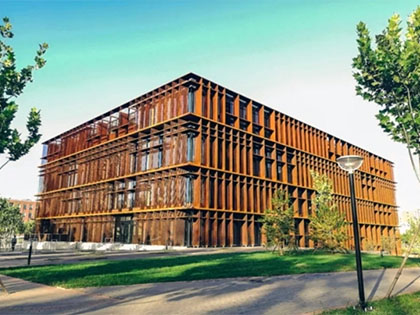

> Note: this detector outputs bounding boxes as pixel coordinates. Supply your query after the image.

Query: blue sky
[1,0,419,216]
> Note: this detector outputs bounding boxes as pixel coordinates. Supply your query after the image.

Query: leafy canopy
[23,219,36,235]
[0,198,23,239]
[401,212,420,255]
[353,7,420,181]
[0,17,48,170]
[309,170,348,252]
[261,189,295,255]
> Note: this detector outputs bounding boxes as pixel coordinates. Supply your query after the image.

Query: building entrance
[114,215,133,243]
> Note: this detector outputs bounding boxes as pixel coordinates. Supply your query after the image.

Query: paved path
[1,267,419,314]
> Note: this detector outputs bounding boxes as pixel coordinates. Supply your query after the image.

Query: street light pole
[337,155,366,310]
[349,172,366,309]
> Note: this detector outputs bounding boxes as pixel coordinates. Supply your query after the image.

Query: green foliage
[0,198,23,239]
[401,213,420,255]
[364,239,376,252]
[310,170,348,252]
[352,7,420,181]
[0,17,48,169]
[323,290,420,315]
[1,251,419,288]
[261,190,295,255]
[23,220,36,235]
[380,235,397,254]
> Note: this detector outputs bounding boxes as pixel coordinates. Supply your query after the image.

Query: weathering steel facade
[37,73,399,251]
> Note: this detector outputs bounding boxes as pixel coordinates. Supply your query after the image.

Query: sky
[1,0,419,219]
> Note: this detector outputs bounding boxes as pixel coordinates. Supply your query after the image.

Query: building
[8,199,37,223]
[37,73,399,251]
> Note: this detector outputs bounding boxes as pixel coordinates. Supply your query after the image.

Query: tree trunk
[385,222,420,299]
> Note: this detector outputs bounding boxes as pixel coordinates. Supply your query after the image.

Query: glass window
[277,164,283,181]
[128,179,136,190]
[130,153,138,173]
[141,152,149,171]
[158,149,163,167]
[186,177,193,203]
[226,94,234,114]
[253,159,260,176]
[240,120,248,131]
[239,101,247,119]
[188,87,195,112]
[298,200,304,216]
[266,161,272,178]
[117,193,125,209]
[252,104,260,124]
[128,192,135,208]
[187,134,194,162]
[226,116,235,126]
[264,110,271,128]
[287,165,294,183]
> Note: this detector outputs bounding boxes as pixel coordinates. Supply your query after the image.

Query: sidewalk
[1,267,419,314]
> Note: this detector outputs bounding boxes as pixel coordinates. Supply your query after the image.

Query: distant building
[37,73,399,252]
[8,199,37,223]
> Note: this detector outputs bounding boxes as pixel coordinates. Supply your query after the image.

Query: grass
[0,251,419,288]
[323,290,420,314]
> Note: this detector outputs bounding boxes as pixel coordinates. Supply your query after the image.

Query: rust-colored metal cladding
[37,73,400,252]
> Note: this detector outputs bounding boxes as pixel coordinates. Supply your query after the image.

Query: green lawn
[324,290,420,314]
[0,251,419,288]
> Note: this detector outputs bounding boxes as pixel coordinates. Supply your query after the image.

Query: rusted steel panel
[37,73,399,252]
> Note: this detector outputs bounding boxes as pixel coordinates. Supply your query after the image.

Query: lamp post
[337,155,366,310]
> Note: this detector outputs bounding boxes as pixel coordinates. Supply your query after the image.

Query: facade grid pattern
[37,73,399,251]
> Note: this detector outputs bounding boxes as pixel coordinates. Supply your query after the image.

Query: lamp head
[337,155,363,174]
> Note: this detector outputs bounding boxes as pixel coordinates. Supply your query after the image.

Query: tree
[352,6,420,297]
[380,235,397,255]
[0,198,23,242]
[0,17,48,171]
[353,6,420,297]
[386,212,420,298]
[0,198,22,294]
[401,212,420,255]
[309,170,348,252]
[261,189,295,255]
[353,7,420,184]
[23,219,36,235]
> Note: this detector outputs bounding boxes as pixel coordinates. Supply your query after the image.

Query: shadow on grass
[1,253,419,315]
[0,251,419,289]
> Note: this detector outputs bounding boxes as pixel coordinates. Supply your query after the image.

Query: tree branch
[396,105,420,184]
[401,127,420,184]
[403,84,420,139]
[0,159,10,171]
